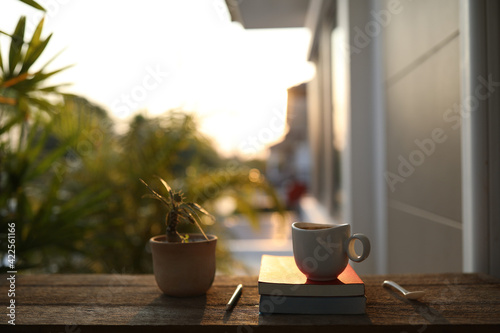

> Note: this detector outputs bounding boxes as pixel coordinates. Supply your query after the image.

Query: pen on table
[225,284,243,311]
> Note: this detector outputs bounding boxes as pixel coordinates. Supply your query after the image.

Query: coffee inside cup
[297,225,331,230]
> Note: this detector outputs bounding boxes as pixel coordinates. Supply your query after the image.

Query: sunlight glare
[1,0,314,156]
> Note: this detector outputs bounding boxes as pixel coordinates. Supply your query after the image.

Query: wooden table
[1,272,500,332]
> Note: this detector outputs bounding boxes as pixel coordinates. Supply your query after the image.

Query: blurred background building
[227,0,500,277]
[267,84,310,205]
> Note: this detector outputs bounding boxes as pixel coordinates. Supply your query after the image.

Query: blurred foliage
[1,11,285,275]
[73,108,284,274]
[0,13,90,272]
[2,97,285,273]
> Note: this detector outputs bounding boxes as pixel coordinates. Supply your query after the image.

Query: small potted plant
[141,177,217,297]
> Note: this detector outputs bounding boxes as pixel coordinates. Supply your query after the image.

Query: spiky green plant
[140,177,214,243]
[1,16,72,128]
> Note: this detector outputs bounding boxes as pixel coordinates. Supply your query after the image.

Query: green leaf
[14,64,73,92]
[156,176,175,202]
[0,29,13,38]
[25,17,44,58]
[24,96,56,114]
[58,187,111,222]
[141,193,172,209]
[30,64,74,84]
[0,114,24,135]
[140,179,170,207]
[24,136,74,182]
[39,47,66,69]
[180,204,208,240]
[21,19,49,73]
[23,120,49,161]
[0,36,3,72]
[37,83,72,93]
[8,16,26,76]
[32,174,61,226]
[22,34,52,73]
[180,234,189,243]
[187,202,214,219]
[234,194,259,229]
[156,176,172,192]
[19,0,46,11]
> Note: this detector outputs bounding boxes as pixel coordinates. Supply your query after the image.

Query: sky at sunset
[1,0,314,157]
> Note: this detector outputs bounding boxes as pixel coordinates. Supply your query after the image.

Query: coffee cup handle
[346,233,371,262]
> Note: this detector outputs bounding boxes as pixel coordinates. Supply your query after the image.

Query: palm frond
[0,113,23,135]
[27,64,74,86]
[21,32,52,74]
[0,34,4,71]
[39,46,67,69]
[18,0,46,11]
[20,17,46,73]
[37,83,72,92]
[1,72,29,88]
[8,16,26,77]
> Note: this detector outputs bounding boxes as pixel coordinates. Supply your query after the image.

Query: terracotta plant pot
[149,234,217,297]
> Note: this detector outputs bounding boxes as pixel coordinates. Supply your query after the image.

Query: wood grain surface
[1,273,499,332]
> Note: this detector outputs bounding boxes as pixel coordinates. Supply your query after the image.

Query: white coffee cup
[292,222,371,281]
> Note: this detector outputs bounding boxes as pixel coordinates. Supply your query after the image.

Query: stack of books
[258,255,366,314]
